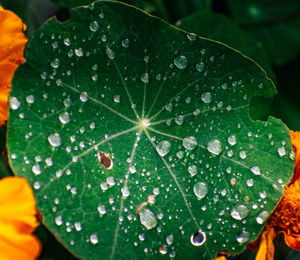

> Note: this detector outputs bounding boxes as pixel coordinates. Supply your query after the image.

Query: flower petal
[255,228,276,260]
[283,233,300,251]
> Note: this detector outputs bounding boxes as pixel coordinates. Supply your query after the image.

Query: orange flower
[0,6,27,126]
[0,177,41,259]
[249,130,300,260]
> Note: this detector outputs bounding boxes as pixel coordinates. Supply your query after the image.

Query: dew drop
[139,208,157,230]
[26,95,35,104]
[33,181,41,190]
[156,140,171,157]
[159,245,167,255]
[75,48,83,57]
[166,234,174,245]
[251,166,261,175]
[113,95,120,103]
[106,176,115,186]
[278,146,286,157]
[190,230,206,246]
[174,55,188,69]
[55,215,63,226]
[90,234,99,244]
[59,112,70,124]
[196,62,205,72]
[97,205,106,215]
[201,92,212,104]
[106,46,115,60]
[140,73,149,84]
[80,92,88,102]
[239,151,247,159]
[236,231,250,243]
[121,38,130,48]
[193,182,208,199]
[188,165,198,176]
[230,204,250,220]
[48,133,62,147]
[32,165,42,175]
[121,186,130,197]
[256,211,269,224]
[10,96,21,110]
[207,139,222,155]
[183,136,198,150]
[227,135,237,146]
[74,222,82,231]
[50,58,60,68]
[89,21,99,32]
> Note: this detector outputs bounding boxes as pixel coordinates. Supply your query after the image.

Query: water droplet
[183,136,198,150]
[48,133,62,147]
[10,96,21,110]
[190,230,206,246]
[251,166,261,175]
[33,181,41,190]
[246,179,254,187]
[174,55,188,69]
[74,222,82,231]
[239,151,247,159]
[201,92,212,103]
[89,21,99,32]
[80,92,88,102]
[156,140,171,157]
[227,135,237,146]
[236,231,250,243]
[188,165,198,176]
[121,38,130,48]
[193,182,208,199]
[129,165,136,173]
[26,95,35,104]
[166,234,174,245]
[230,204,250,220]
[113,95,120,103]
[278,146,286,157]
[106,176,115,186]
[55,216,63,226]
[90,234,99,244]
[75,48,83,57]
[97,205,106,215]
[63,97,72,107]
[50,58,60,68]
[175,115,184,125]
[207,139,222,155]
[159,245,167,254]
[140,73,149,84]
[256,211,269,224]
[106,46,115,60]
[121,186,130,197]
[196,62,205,72]
[59,112,70,124]
[139,208,157,230]
[32,165,42,175]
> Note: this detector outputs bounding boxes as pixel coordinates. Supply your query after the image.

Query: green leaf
[226,0,300,66]
[177,10,275,82]
[8,1,294,259]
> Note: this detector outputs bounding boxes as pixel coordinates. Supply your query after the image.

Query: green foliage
[7,1,295,259]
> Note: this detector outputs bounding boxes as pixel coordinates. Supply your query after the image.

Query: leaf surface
[7,1,294,259]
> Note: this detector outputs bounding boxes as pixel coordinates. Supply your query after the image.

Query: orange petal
[0,177,39,232]
[283,233,300,251]
[0,5,27,126]
[290,131,300,184]
[255,228,277,260]
[0,222,41,260]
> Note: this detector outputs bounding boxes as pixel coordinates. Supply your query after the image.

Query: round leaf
[8,1,294,259]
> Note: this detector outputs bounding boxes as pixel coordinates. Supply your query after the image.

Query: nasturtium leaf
[8,1,294,259]
[226,0,300,66]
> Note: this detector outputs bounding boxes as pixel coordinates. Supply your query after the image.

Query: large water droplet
[236,231,250,243]
[230,204,250,220]
[174,55,188,69]
[10,96,21,110]
[207,139,222,155]
[183,136,198,150]
[201,92,212,103]
[156,140,171,157]
[139,208,157,230]
[89,21,99,32]
[193,182,208,199]
[251,166,261,175]
[256,211,269,224]
[48,133,62,147]
[59,112,70,124]
[190,230,206,246]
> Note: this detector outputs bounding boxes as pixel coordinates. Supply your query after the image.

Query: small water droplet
[190,230,206,246]
[159,245,167,254]
[59,112,70,124]
[166,234,174,245]
[10,97,21,110]
[236,231,250,243]
[80,92,88,102]
[97,205,106,215]
[251,166,261,175]
[90,234,99,244]
[113,95,120,103]
[196,62,205,72]
[121,38,130,48]
[230,204,250,220]
[183,136,198,150]
[140,73,149,84]
[32,165,42,175]
[75,48,83,57]
[227,135,237,146]
[207,139,222,155]
[193,182,208,199]
[121,186,130,197]
[106,46,115,60]
[174,55,188,69]
[246,179,254,187]
[188,165,198,176]
[201,92,212,104]
[74,222,82,231]
[256,211,269,224]
[156,141,171,157]
[55,215,63,226]
[89,21,99,32]
[139,208,157,230]
[278,146,286,157]
[48,133,62,147]
[26,95,35,104]
[239,151,247,159]
[50,58,60,68]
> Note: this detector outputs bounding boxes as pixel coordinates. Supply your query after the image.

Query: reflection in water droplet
[236,231,250,243]
[193,182,208,199]
[230,204,250,220]
[251,166,261,175]
[183,136,198,150]
[174,55,188,69]
[201,92,212,104]
[256,211,269,224]
[48,133,62,147]
[10,96,21,110]
[207,139,222,155]
[156,140,171,157]
[190,230,206,246]
[139,208,157,230]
